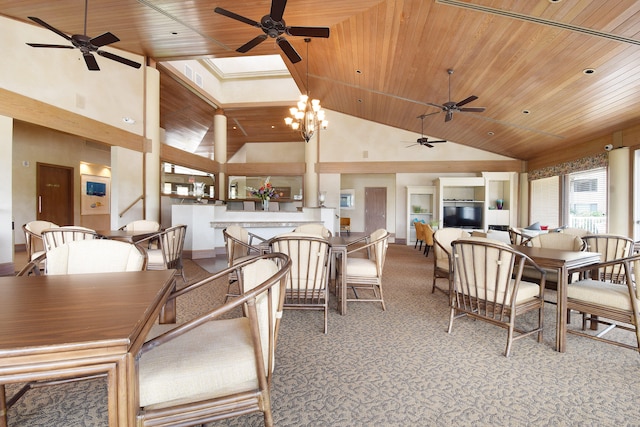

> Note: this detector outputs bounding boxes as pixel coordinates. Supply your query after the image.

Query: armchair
[448,237,546,356]
[270,233,332,333]
[566,254,640,351]
[136,224,187,281]
[338,229,389,311]
[136,253,291,427]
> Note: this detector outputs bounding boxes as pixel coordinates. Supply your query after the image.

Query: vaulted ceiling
[3,0,640,162]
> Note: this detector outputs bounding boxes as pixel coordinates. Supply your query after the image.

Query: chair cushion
[567,279,632,311]
[139,318,258,409]
[145,248,165,268]
[456,279,540,304]
[346,258,377,277]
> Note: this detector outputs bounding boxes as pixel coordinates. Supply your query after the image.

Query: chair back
[41,226,99,252]
[414,221,426,243]
[293,223,332,238]
[368,228,390,274]
[157,224,187,270]
[433,228,471,262]
[508,227,530,245]
[424,224,435,246]
[121,220,160,232]
[582,234,634,282]
[45,239,146,275]
[529,232,585,251]
[451,237,528,308]
[561,227,591,238]
[23,220,59,260]
[224,225,255,264]
[270,233,331,332]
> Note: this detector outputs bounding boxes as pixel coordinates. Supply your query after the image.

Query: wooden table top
[514,245,601,269]
[95,229,159,242]
[0,270,175,358]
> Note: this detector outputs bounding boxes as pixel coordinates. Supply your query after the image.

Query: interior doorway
[37,163,74,225]
[364,187,387,234]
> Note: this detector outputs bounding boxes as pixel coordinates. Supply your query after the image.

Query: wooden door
[37,163,74,225]
[364,187,387,234]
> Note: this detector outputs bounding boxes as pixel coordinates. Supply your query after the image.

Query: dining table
[0,269,176,426]
[514,245,601,353]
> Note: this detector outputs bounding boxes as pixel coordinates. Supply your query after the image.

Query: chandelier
[284,38,328,142]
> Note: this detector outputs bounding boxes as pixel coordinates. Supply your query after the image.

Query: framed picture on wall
[81,175,110,215]
[340,189,355,210]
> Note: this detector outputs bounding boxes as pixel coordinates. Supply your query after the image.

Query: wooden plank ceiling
[3,0,640,162]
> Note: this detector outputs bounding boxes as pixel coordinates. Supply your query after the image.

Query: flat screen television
[443,206,483,229]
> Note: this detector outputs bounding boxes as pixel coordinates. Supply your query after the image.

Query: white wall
[0,115,13,272]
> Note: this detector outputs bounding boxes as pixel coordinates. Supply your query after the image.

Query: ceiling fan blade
[430,140,447,143]
[288,26,330,38]
[214,7,260,28]
[270,0,288,22]
[459,107,486,113]
[27,43,74,49]
[28,16,72,42]
[455,95,478,108]
[445,111,453,122]
[83,52,100,71]
[237,34,268,53]
[276,36,301,63]
[90,32,119,47]
[426,143,434,148]
[97,50,142,69]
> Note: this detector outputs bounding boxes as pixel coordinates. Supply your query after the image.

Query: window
[573,179,597,192]
[530,176,560,228]
[567,168,607,233]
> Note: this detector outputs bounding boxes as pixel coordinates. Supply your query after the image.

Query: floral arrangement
[248,177,279,201]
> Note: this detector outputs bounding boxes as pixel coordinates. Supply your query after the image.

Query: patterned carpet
[5,245,640,426]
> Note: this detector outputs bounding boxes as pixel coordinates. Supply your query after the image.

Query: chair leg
[424,245,431,257]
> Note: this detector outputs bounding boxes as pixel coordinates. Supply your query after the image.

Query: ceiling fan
[406,113,446,148]
[214,0,330,64]
[26,0,141,71]
[427,69,485,122]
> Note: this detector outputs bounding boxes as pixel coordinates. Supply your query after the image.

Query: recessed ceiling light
[122,117,135,124]
[356,69,362,74]
[522,110,530,114]
[548,0,561,3]
[271,125,275,129]
[488,131,495,136]
[583,68,596,75]
[357,99,363,103]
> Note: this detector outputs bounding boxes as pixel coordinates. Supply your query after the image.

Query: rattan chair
[223,225,268,299]
[136,224,187,281]
[338,228,389,311]
[21,220,59,274]
[448,237,546,357]
[136,253,291,427]
[41,226,99,252]
[119,219,160,232]
[270,233,332,333]
[581,234,634,282]
[293,223,332,238]
[566,254,640,351]
[508,226,531,246]
[432,228,470,294]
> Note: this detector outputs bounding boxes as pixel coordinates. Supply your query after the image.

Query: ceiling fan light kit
[214,0,330,64]
[427,69,486,122]
[26,0,141,71]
